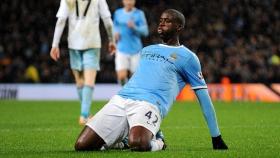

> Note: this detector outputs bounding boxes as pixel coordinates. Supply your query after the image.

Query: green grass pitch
[0,100,280,158]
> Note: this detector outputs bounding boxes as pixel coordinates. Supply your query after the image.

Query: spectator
[0,0,279,83]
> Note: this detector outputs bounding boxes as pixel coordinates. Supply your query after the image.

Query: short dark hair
[163,9,185,28]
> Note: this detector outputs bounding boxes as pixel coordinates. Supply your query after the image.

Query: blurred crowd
[0,0,279,83]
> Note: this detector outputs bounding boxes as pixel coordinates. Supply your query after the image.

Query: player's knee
[128,137,151,151]
[117,70,128,80]
[74,140,84,151]
[75,138,95,151]
[75,80,84,88]
[75,139,88,151]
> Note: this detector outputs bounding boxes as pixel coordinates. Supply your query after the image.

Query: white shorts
[86,95,161,147]
[115,51,140,73]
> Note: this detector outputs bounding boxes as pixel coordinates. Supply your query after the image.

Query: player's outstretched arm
[50,18,66,61]
[194,88,228,150]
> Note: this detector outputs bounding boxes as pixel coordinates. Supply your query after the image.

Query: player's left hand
[108,42,116,55]
[212,135,228,150]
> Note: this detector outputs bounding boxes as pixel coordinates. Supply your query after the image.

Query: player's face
[123,0,136,10]
[157,12,178,39]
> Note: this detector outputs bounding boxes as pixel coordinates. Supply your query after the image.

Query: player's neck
[124,7,135,12]
[161,37,180,46]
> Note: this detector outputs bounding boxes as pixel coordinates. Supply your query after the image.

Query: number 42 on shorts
[145,111,158,127]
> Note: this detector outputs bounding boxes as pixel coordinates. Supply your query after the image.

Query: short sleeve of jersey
[181,54,207,89]
[56,0,69,19]
[98,0,111,19]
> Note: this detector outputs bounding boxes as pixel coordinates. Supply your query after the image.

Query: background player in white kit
[113,0,148,85]
[50,0,116,125]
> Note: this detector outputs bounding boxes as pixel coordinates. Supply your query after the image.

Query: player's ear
[177,24,184,32]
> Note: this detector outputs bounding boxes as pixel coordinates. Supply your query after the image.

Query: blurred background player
[50,0,116,125]
[74,9,227,152]
[113,0,148,85]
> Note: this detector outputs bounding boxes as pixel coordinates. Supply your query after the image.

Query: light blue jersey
[118,44,207,118]
[113,8,148,54]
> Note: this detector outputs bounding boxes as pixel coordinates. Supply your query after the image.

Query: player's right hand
[50,47,60,61]
[127,20,135,29]
[212,135,228,150]
[108,42,116,55]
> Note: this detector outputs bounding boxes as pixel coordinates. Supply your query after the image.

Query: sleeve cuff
[191,86,208,90]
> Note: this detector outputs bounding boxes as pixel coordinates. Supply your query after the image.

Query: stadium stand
[0,0,279,83]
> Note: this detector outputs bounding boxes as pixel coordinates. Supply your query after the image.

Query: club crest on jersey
[169,53,177,60]
[197,72,204,80]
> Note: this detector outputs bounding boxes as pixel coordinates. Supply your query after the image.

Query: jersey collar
[158,44,184,48]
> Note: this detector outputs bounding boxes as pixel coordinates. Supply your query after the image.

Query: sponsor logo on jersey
[170,53,177,60]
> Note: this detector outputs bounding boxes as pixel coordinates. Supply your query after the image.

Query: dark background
[0,0,279,83]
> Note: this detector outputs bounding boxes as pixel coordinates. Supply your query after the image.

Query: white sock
[100,146,106,151]
[150,139,164,151]
[100,144,109,151]
[111,142,125,149]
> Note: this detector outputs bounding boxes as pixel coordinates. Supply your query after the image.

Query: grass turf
[0,100,279,158]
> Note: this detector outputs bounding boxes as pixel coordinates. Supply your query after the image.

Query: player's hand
[108,42,116,55]
[212,135,228,150]
[50,47,60,61]
[127,20,135,29]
